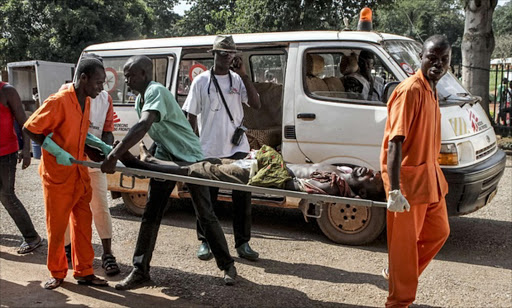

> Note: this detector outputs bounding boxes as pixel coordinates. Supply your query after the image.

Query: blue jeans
[0,152,39,242]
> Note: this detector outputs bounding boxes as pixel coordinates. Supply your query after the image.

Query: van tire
[316,202,386,245]
[121,192,148,216]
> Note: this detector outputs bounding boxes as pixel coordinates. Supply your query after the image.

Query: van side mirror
[382,81,400,104]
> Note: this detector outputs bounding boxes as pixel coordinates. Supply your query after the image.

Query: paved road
[1,156,511,307]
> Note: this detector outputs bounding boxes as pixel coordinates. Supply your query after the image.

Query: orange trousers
[386,198,450,308]
[43,177,94,279]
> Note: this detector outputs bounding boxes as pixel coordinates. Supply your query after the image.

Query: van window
[384,40,470,104]
[304,50,396,103]
[177,58,214,94]
[250,54,286,84]
[102,56,170,105]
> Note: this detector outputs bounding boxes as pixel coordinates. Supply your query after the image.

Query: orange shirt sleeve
[24,98,62,136]
[387,86,420,142]
[102,94,115,132]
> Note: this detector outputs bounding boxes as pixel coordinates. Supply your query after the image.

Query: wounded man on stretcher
[83,134,385,202]
[99,142,386,202]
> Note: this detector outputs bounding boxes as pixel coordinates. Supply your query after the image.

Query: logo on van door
[467,109,488,132]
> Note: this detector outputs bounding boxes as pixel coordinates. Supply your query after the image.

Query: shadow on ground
[110,196,511,270]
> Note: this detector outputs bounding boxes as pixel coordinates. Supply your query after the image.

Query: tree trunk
[461,0,498,116]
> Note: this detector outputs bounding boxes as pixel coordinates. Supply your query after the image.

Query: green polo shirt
[135,81,204,162]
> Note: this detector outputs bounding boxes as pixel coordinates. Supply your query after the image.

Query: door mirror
[382,81,400,104]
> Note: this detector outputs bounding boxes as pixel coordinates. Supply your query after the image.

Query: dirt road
[1,157,511,307]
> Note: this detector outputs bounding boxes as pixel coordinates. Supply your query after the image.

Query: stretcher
[73,159,387,209]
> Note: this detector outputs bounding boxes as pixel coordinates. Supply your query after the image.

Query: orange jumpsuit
[24,86,94,279]
[380,70,450,308]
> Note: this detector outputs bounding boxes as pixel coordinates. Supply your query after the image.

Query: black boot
[115,269,150,291]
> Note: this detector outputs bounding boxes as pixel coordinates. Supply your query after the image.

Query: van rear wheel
[121,192,147,216]
[316,202,386,245]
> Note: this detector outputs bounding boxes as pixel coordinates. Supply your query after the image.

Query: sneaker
[223,264,237,286]
[382,268,389,280]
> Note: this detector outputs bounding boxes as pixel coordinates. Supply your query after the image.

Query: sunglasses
[216,50,236,57]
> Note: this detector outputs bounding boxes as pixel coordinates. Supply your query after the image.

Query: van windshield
[383,40,473,104]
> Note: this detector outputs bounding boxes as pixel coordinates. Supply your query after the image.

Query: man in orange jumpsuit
[380,35,451,307]
[23,58,109,290]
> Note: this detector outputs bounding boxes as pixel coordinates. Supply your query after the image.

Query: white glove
[387,190,411,212]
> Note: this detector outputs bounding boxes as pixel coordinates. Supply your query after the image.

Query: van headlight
[438,143,458,166]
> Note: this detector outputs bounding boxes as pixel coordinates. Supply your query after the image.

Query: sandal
[44,277,64,290]
[74,274,108,286]
[102,254,120,276]
[18,237,43,254]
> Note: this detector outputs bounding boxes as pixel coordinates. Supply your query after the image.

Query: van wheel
[121,192,147,216]
[316,202,386,245]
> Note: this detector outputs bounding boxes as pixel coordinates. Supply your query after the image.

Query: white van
[81,29,506,245]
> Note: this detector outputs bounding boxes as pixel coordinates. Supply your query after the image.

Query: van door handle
[297,113,316,119]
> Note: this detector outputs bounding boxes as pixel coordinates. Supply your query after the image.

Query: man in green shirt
[497,77,508,105]
[101,55,237,289]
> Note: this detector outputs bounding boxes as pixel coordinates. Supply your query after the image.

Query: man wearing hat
[183,35,261,262]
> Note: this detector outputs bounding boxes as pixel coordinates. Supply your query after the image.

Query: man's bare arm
[102,131,114,145]
[387,136,404,191]
[186,113,199,136]
[232,56,261,109]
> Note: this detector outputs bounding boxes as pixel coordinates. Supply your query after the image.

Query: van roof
[84,31,414,52]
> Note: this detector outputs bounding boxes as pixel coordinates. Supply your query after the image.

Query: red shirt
[0,82,19,156]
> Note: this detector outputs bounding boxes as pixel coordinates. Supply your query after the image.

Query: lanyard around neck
[208,68,233,95]
[209,68,235,123]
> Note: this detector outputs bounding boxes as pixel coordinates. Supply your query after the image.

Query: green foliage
[492,1,512,58]
[493,1,512,37]
[0,0,153,67]
[145,0,181,37]
[173,0,237,36]
[174,0,391,35]
[374,0,465,65]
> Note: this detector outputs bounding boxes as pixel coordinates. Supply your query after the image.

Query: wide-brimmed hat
[209,35,239,53]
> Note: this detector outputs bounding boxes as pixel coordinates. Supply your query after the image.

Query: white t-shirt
[182,70,249,158]
[89,90,111,138]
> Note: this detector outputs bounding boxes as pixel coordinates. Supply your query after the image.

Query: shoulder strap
[210,68,234,123]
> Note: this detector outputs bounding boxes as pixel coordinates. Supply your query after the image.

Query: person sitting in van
[341,51,383,101]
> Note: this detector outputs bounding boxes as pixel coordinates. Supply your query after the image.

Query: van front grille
[475,143,496,160]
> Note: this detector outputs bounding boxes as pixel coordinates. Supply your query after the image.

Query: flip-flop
[74,274,108,286]
[102,254,120,276]
[44,277,64,290]
[17,237,43,254]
